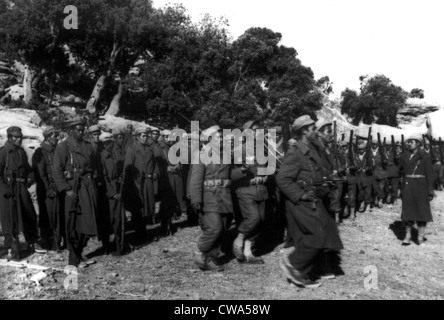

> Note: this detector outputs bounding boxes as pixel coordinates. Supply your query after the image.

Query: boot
[334,211,341,224]
[402,225,411,246]
[377,199,383,208]
[386,194,392,204]
[232,233,245,261]
[243,240,264,264]
[343,206,351,219]
[417,226,427,246]
[358,202,366,213]
[195,251,210,271]
[393,198,398,206]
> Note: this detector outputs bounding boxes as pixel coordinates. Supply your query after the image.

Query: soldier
[123,127,159,242]
[384,143,401,205]
[32,126,63,251]
[100,133,126,255]
[355,141,374,213]
[231,125,268,264]
[370,139,387,208]
[400,134,435,246]
[314,120,342,223]
[276,116,343,288]
[52,118,98,267]
[431,143,443,191]
[190,125,233,271]
[0,126,39,260]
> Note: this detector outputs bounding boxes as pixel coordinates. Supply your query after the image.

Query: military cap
[88,125,101,134]
[135,127,150,135]
[406,133,423,143]
[339,140,348,147]
[161,129,172,136]
[42,126,61,138]
[151,127,160,134]
[100,132,114,143]
[201,125,221,141]
[7,126,23,137]
[288,138,297,146]
[292,115,315,132]
[242,120,258,130]
[358,142,367,150]
[112,128,125,136]
[67,116,86,127]
[315,119,332,131]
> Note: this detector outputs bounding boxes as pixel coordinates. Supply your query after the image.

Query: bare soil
[1,190,444,300]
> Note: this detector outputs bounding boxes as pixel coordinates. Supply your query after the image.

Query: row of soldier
[0,116,439,285]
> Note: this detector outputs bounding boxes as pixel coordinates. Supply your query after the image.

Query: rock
[30,271,47,285]
[5,84,24,101]
[359,250,365,254]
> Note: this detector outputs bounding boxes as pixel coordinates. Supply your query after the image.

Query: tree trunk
[86,74,106,114]
[86,41,122,114]
[106,81,124,116]
[23,65,36,105]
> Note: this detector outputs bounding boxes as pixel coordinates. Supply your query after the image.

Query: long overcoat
[400,150,434,222]
[276,141,343,250]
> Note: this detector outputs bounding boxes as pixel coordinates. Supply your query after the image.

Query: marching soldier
[276,116,343,288]
[32,126,63,251]
[384,143,401,205]
[0,126,39,260]
[100,133,126,255]
[370,139,387,208]
[231,125,268,264]
[52,118,98,267]
[123,127,159,242]
[400,134,435,246]
[190,125,233,271]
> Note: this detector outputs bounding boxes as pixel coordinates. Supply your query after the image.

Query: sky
[154,0,444,105]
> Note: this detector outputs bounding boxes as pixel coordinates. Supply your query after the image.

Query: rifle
[333,121,338,170]
[401,135,405,154]
[67,166,80,249]
[391,135,398,165]
[377,133,386,169]
[348,130,354,170]
[440,138,443,163]
[9,173,21,260]
[365,127,372,172]
[116,170,126,255]
[282,118,291,153]
[296,176,347,210]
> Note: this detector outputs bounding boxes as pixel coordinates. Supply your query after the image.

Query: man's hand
[428,191,435,202]
[113,193,121,200]
[66,190,78,201]
[192,202,202,212]
[300,191,316,202]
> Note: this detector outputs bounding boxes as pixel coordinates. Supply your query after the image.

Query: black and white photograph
[0,0,443,302]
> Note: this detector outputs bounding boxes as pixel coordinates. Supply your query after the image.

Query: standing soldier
[101,133,126,255]
[431,143,443,191]
[123,127,159,242]
[355,141,373,213]
[385,142,401,205]
[52,118,98,267]
[400,134,435,246]
[0,126,39,260]
[370,139,387,208]
[231,126,268,264]
[190,125,233,271]
[33,126,63,251]
[276,116,343,288]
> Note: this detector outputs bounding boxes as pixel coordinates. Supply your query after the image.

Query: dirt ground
[1,190,443,300]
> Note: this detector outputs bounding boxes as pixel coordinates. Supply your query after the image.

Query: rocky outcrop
[397,98,441,126]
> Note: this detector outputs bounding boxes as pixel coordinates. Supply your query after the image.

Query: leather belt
[6,178,27,183]
[405,174,425,179]
[203,179,231,188]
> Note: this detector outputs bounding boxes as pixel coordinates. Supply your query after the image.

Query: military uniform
[52,133,98,266]
[400,134,434,245]
[0,128,38,259]
[371,147,387,206]
[33,136,64,250]
[385,148,400,204]
[190,126,233,270]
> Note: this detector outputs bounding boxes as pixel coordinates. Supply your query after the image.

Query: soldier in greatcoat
[400,134,435,246]
[123,127,159,241]
[276,116,343,289]
[0,126,39,260]
[52,118,98,267]
[32,126,63,251]
[190,125,233,271]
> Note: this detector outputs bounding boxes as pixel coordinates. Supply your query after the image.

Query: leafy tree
[340,75,408,126]
[0,0,71,104]
[409,88,424,99]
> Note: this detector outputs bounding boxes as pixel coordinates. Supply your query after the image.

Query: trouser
[347,177,358,208]
[288,244,320,276]
[433,164,443,189]
[404,221,427,228]
[197,211,230,258]
[237,196,265,242]
[67,233,88,266]
[387,177,400,200]
[358,184,373,204]
[374,179,386,200]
